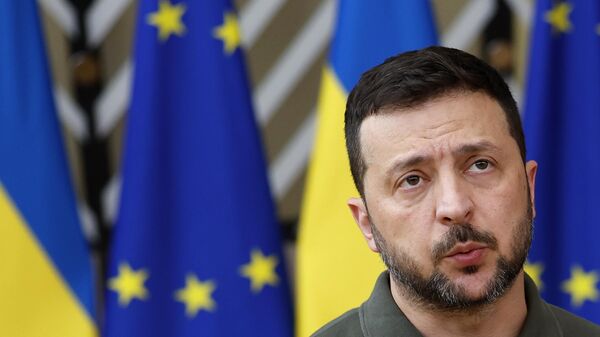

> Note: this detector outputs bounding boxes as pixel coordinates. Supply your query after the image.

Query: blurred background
[2,0,599,336]
[40,0,526,270]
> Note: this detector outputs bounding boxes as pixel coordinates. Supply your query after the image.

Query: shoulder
[310,308,363,337]
[547,303,600,336]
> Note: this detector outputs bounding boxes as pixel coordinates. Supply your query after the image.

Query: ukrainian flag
[0,1,96,336]
[296,1,437,336]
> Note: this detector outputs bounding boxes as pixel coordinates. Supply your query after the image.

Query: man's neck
[390,272,527,337]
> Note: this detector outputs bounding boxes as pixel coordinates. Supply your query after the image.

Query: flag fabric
[103,0,293,336]
[296,1,437,336]
[523,0,600,324]
[0,1,96,336]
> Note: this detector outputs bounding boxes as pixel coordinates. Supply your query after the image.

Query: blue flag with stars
[104,0,293,336]
[524,0,600,323]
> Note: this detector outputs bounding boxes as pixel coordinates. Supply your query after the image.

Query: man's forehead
[371,89,479,117]
[360,92,510,137]
[358,92,515,164]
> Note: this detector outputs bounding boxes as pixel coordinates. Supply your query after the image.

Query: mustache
[431,224,498,265]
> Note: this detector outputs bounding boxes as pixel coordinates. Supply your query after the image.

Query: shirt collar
[360,271,423,336]
[517,272,563,337]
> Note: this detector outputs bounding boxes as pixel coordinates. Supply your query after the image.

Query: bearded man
[312,47,600,337]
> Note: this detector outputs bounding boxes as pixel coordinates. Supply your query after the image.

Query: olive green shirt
[312,272,600,337]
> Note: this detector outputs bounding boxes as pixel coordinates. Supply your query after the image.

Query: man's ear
[347,197,380,253]
[525,160,538,218]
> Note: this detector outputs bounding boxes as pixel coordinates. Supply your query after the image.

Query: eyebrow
[385,140,500,177]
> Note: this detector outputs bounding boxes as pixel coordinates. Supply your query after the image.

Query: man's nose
[434,173,473,226]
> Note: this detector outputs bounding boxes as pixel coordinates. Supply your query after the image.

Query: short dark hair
[345,46,526,198]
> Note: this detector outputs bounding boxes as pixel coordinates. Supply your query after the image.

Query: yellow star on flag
[108,262,149,306]
[213,12,241,54]
[174,274,216,317]
[545,2,573,33]
[240,249,279,293]
[596,23,600,36]
[561,266,599,307]
[524,261,544,290]
[147,0,187,41]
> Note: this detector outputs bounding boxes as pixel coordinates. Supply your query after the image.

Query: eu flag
[0,1,96,335]
[524,0,600,323]
[103,0,293,336]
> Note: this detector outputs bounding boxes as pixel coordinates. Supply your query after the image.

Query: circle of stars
[108,248,280,318]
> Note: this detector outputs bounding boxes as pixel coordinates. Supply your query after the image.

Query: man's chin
[435,267,502,303]
[447,265,495,287]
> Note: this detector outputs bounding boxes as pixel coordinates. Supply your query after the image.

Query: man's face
[348,91,537,311]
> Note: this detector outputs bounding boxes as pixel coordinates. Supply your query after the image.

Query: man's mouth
[444,242,488,266]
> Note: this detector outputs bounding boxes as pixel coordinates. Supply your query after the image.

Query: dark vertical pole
[68,0,111,321]
[483,0,514,77]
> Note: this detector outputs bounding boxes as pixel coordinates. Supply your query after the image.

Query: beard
[371,194,533,313]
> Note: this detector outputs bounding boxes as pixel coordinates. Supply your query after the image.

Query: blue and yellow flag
[296,1,437,335]
[0,1,96,336]
[524,0,600,324]
[104,0,293,336]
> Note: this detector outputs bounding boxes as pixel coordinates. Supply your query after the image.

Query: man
[313,47,600,337]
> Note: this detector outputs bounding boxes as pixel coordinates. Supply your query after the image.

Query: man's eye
[400,175,421,188]
[471,160,490,171]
